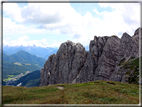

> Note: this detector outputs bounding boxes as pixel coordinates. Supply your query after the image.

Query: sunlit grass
[14,62,22,66]
[3,80,140,104]
[4,75,15,82]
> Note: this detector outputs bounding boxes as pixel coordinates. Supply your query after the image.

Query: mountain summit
[39,28,140,86]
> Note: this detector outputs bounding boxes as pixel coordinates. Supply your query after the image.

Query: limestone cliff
[39,28,140,86]
[39,41,87,86]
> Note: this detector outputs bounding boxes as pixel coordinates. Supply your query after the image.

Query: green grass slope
[3,80,140,104]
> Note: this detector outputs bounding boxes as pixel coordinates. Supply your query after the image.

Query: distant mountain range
[3,45,58,60]
[3,45,89,60]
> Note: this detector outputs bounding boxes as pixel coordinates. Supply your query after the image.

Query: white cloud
[4,35,29,47]
[4,18,25,34]
[3,3,25,23]
[3,35,61,48]
[18,35,29,41]
[3,3,140,48]
[97,3,140,34]
[3,18,56,36]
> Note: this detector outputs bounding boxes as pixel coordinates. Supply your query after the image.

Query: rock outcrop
[111,29,140,83]
[110,32,139,82]
[132,27,142,42]
[39,28,140,86]
[39,41,87,86]
[75,36,109,83]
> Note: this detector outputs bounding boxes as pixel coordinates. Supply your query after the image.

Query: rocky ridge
[39,28,141,86]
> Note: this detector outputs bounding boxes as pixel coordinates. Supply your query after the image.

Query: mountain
[43,48,58,60]
[3,50,46,68]
[3,45,58,59]
[8,70,40,87]
[3,50,46,80]
[3,50,11,55]
[39,27,141,86]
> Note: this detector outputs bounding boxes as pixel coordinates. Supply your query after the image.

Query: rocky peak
[118,32,139,60]
[39,40,87,86]
[94,36,120,81]
[122,32,131,38]
[39,28,140,86]
[132,27,142,42]
[133,27,142,36]
[110,29,139,83]
[90,36,109,61]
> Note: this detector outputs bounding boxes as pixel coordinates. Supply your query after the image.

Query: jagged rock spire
[39,28,140,86]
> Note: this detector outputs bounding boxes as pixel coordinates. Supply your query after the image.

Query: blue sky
[3,1,140,48]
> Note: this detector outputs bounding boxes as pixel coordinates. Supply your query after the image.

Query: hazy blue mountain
[3,45,58,59]
[3,51,11,55]
[43,49,58,60]
[8,70,40,87]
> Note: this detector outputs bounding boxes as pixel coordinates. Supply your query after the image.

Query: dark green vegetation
[3,50,45,80]
[3,81,6,85]
[3,80,139,104]
[117,56,140,84]
[8,70,40,87]
[126,57,140,84]
[3,61,40,80]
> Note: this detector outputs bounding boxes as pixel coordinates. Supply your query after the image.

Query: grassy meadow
[2,80,140,104]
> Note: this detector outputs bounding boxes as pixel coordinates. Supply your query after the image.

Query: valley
[2,50,46,87]
[6,70,40,87]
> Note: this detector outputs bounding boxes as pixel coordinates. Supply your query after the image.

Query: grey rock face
[39,28,140,86]
[132,27,142,42]
[111,32,139,82]
[118,32,139,60]
[75,36,110,83]
[94,36,120,81]
[39,41,87,86]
